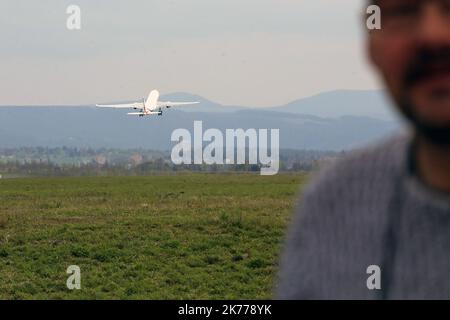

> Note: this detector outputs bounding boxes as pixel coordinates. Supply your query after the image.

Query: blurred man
[277,0,450,299]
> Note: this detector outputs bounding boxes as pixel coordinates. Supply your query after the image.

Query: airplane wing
[157,101,200,107]
[127,112,145,116]
[96,103,140,109]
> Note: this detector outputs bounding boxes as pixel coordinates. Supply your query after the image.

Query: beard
[398,47,450,145]
[398,96,450,145]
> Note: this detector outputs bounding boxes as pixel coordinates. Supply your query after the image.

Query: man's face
[369,0,450,144]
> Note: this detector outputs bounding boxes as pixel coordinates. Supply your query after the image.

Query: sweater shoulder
[277,132,413,299]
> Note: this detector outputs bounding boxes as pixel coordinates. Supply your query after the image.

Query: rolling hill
[0,103,401,151]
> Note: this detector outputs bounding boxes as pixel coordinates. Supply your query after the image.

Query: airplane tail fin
[145,90,159,111]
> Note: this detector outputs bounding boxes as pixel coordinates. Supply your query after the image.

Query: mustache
[404,47,450,88]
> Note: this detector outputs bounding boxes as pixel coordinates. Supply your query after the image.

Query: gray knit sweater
[276,132,450,299]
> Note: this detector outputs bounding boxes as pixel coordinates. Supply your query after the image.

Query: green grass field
[0,173,307,299]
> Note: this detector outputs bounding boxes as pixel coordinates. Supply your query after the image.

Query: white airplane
[96,89,199,117]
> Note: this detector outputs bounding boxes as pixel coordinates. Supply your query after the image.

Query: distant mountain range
[267,90,399,120]
[0,90,404,151]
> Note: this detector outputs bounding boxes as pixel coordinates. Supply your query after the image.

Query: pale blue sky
[0,0,380,106]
